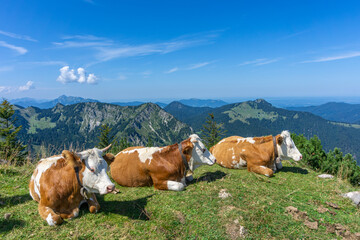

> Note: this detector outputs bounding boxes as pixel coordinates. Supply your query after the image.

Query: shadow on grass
[280,166,308,175]
[0,194,32,208]
[0,168,20,176]
[192,170,227,183]
[0,219,25,233]
[98,194,154,221]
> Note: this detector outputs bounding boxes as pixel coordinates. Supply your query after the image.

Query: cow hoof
[186,175,194,182]
[89,205,99,213]
[47,213,63,226]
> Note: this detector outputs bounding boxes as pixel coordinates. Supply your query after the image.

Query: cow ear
[277,136,284,145]
[103,153,115,165]
[62,150,82,168]
[182,141,194,155]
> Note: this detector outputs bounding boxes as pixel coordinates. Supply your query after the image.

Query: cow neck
[74,166,89,199]
[272,136,279,160]
[178,142,190,171]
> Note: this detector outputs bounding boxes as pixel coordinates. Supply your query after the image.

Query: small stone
[318,174,334,179]
[239,225,248,238]
[4,213,11,220]
[342,191,360,206]
[219,189,232,199]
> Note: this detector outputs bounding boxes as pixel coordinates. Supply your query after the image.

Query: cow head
[277,131,302,161]
[76,145,115,195]
[182,134,216,171]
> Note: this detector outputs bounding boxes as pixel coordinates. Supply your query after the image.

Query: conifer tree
[97,124,115,148]
[115,137,132,152]
[146,136,154,147]
[0,99,27,163]
[200,113,226,149]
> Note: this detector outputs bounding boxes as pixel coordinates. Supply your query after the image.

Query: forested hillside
[14,102,192,152]
[166,99,360,159]
[288,102,360,124]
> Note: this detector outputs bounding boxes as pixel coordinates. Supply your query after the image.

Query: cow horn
[101,144,112,152]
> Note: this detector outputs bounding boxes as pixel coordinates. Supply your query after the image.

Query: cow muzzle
[107,185,115,193]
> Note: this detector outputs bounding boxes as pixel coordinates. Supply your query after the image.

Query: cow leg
[38,203,63,226]
[86,193,100,213]
[248,164,274,177]
[153,179,185,191]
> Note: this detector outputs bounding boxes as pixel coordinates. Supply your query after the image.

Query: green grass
[1,161,359,239]
[223,103,278,124]
[27,115,56,134]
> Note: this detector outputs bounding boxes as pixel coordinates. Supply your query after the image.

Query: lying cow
[210,130,302,177]
[108,134,216,191]
[29,145,115,226]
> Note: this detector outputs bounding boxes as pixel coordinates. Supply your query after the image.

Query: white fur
[167,181,185,191]
[232,158,247,169]
[77,148,115,195]
[188,134,216,171]
[277,130,302,161]
[33,156,62,200]
[120,147,164,164]
[260,166,266,169]
[237,137,255,144]
[46,213,55,226]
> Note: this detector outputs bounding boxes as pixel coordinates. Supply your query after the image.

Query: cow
[29,145,115,226]
[210,130,302,177]
[107,134,216,191]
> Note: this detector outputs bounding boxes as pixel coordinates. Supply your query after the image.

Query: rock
[219,189,232,199]
[326,201,340,209]
[317,174,334,179]
[342,191,360,206]
[226,220,248,239]
[4,213,11,220]
[304,220,318,230]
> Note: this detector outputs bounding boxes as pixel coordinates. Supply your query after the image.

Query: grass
[224,103,278,124]
[1,161,360,239]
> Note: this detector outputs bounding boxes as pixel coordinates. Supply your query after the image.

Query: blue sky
[1,0,360,101]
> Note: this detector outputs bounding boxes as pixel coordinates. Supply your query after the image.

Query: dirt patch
[226,219,248,239]
[173,210,186,224]
[285,206,309,221]
[304,219,318,230]
[326,201,340,209]
[317,206,336,215]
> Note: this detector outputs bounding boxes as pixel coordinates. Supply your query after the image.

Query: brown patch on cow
[326,201,340,209]
[110,137,195,190]
[103,153,115,166]
[62,150,82,168]
[212,134,282,177]
[226,219,248,239]
[277,136,283,145]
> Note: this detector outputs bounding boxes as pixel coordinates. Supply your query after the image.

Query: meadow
[1,161,359,239]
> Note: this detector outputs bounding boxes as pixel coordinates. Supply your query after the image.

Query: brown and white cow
[210,130,302,177]
[29,145,115,226]
[108,134,216,191]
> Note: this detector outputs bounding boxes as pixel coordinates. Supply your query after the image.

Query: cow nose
[107,185,115,193]
[300,155,303,160]
[214,158,217,163]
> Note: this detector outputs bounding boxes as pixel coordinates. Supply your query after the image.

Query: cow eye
[202,149,206,153]
[90,167,95,172]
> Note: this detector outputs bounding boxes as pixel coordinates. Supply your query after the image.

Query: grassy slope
[1,162,359,239]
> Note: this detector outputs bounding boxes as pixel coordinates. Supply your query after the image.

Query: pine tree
[97,124,116,148]
[0,99,27,164]
[115,137,132,152]
[200,113,226,149]
[146,136,154,147]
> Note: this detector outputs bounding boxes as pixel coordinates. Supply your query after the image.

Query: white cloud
[0,41,28,55]
[0,81,35,93]
[165,67,179,74]
[239,58,279,66]
[57,66,98,84]
[302,51,360,63]
[0,30,37,42]
[188,62,211,70]
[19,81,34,91]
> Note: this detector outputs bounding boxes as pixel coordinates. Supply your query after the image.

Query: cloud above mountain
[57,66,98,84]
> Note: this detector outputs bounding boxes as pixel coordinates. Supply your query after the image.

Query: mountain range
[288,102,360,124]
[14,102,192,152]
[165,99,360,160]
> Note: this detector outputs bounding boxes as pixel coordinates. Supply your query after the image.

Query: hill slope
[1,162,359,239]
[165,99,360,158]
[288,102,360,124]
[14,102,192,151]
